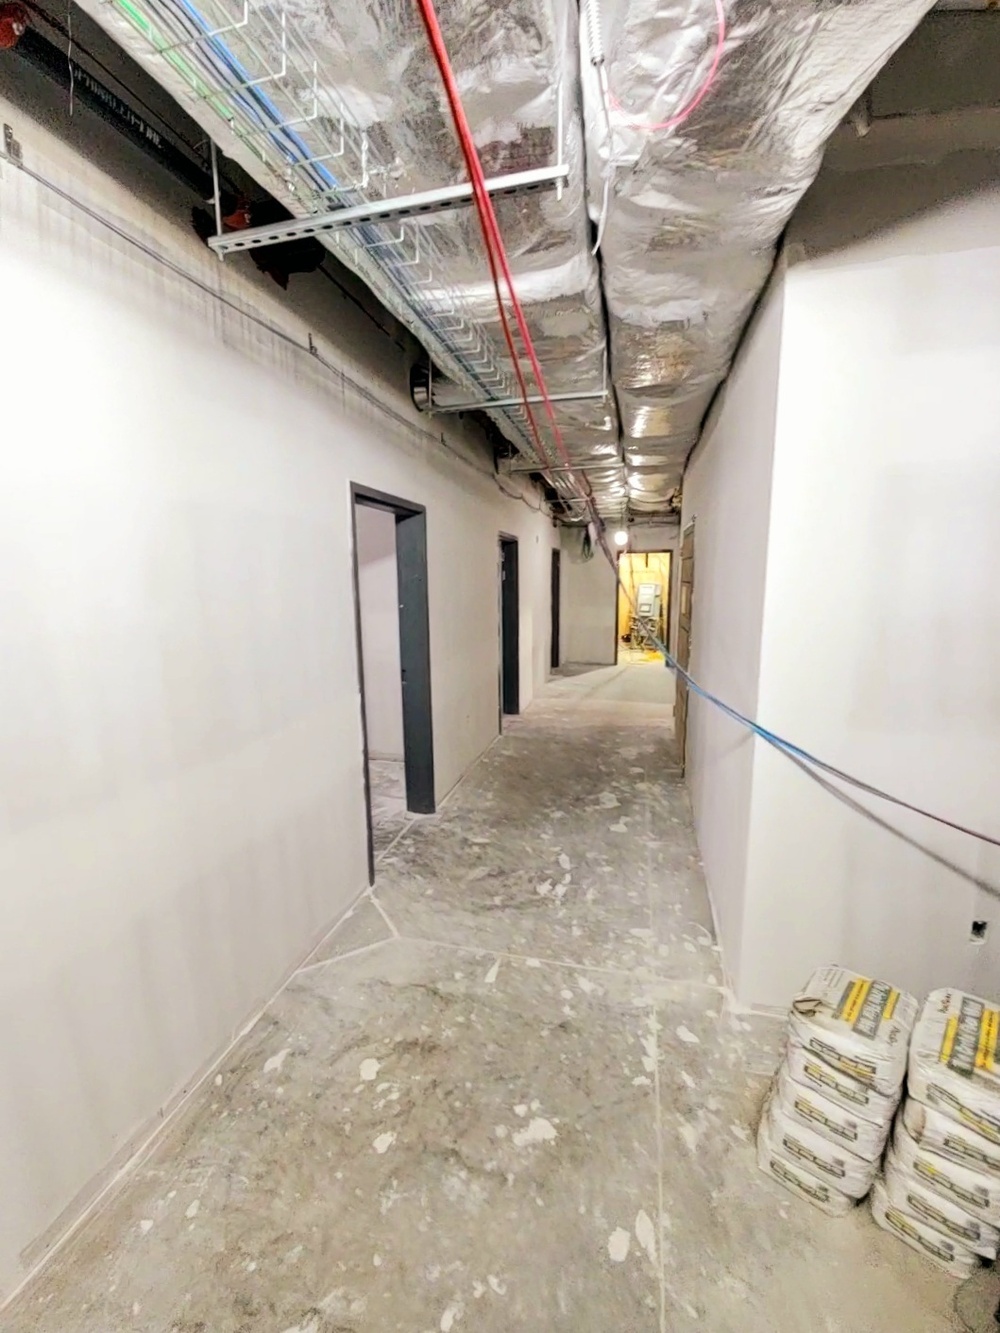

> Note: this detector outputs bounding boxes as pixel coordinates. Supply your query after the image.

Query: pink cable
[610,0,726,132]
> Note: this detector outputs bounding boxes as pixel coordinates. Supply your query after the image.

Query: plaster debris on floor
[368,758,412,855]
[5,666,962,1331]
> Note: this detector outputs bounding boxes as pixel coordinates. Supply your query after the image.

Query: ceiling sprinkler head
[0,3,29,49]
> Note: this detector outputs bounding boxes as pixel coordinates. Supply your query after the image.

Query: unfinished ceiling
[67,0,941,521]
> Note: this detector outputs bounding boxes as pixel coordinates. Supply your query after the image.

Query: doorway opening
[499,535,520,717]
[550,548,561,671]
[351,485,435,884]
[617,550,672,663]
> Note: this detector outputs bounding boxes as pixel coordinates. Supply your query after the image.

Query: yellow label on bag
[833,976,899,1040]
[977,1008,999,1073]
[837,978,872,1025]
[940,999,1000,1076]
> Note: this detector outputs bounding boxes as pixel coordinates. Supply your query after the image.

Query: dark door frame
[550,547,561,671]
[351,484,436,885]
[677,523,695,772]
[499,534,520,717]
[662,554,674,656]
[615,548,674,660]
[614,549,622,667]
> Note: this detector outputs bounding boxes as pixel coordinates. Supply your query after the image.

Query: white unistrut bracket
[207,163,570,254]
[420,389,609,416]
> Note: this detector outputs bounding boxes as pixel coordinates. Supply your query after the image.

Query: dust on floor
[4,667,963,1332]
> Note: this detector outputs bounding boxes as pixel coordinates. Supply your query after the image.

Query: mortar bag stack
[872,988,1000,1276]
[871,1177,980,1279]
[908,989,1000,1147]
[787,966,917,1102]
[757,965,917,1214]
[773,1063,890,1163]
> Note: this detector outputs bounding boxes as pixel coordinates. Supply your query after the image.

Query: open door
[352,485,436,884]
[616,550,672,659]
[499,536,520,716]
[675,524,695,769]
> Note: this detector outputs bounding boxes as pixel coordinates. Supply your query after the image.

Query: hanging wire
[65,0,74,114]
[608,0,726,132]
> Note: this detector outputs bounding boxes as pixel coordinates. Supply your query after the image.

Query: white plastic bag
[764,1092,876,1199]
[884,1144,998,1260]
[789,965,917,1098]
[871,1177,979,1278]
[909,989,1000,1146]
[776,1063,890,1162]
[903,1097,1000,1180]
[785,1040,898,1127]
[757,1101,856,1216]
[893,1119,1000,1226]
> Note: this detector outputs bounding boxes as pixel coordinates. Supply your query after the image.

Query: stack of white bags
[758,965,918,1216]
[871,988,1000,1276]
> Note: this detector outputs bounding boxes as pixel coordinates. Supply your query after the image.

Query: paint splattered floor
[5,670,964,1332]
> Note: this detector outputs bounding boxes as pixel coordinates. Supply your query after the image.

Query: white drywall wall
[740,151,1000,1009]
[683,146,1000,1010]
[514,524,556,708]
[355,506,404,761]
[681,273,785,987]
[0,98,556,1299]
[559,528,617,664]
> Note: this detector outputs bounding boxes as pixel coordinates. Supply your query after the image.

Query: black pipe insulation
[3,20,328,285]
[5,24,214,196]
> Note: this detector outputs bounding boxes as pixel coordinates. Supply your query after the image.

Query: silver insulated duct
[69,0,935,520]
[581,0,935,513]
[66,0,627,518]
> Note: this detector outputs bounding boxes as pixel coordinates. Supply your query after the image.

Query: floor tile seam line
[366,890,401,939]
[390,935,639,978]
[380,933,724,990]
[641,764,667,1333]
[293,938,393,976]
[650,999,667,1332]
[373,814,417,865]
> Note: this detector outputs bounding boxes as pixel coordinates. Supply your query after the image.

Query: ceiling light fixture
[613,529,629,547]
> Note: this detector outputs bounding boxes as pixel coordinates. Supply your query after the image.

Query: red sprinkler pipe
[413,0,599,515]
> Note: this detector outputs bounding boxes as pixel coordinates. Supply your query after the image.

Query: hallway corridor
[7,675,958,1332]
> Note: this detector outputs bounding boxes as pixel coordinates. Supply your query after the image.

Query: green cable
[107,0,270,166]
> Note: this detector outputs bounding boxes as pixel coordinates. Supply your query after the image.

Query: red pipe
[413,0,597,511]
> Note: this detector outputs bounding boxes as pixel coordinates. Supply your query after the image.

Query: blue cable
[611,549,1000,849]
[168,2,999,856]
[166,0,510,399]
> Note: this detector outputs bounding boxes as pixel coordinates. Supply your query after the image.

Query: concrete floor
[368,758,412,855]
[617,645,668,667]
[555,660,677,708]
[5,668,965,1332]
